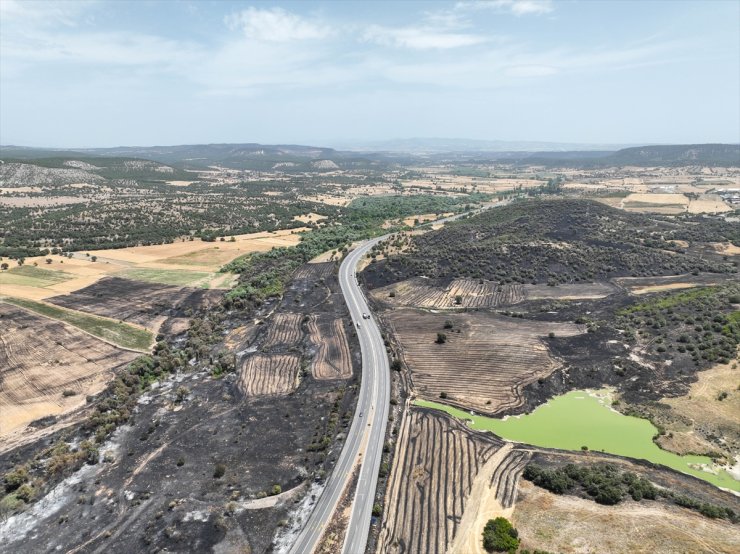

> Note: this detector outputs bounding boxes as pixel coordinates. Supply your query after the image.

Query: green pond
[416,390,739,492]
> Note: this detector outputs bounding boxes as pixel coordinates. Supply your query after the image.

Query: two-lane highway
[288,236,390,554]
[289,201,505,554]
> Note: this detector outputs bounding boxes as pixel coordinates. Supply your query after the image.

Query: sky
[1,0,739,148]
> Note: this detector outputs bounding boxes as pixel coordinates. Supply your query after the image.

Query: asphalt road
[288,235,389,554]
[288,201,504,554]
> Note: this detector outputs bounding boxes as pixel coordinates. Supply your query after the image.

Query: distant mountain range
[335,137,635,154]
[2,142,738,169]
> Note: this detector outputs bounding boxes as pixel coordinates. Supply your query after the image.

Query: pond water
[416,390,739,492]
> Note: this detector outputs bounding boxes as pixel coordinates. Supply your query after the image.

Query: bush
[372,503,382,517]
[15,484,35,503]
[271,484,282,496]
[482,517,520,553]
[3,466,29,493]
[435,332,447,344]
[213,464,226,479]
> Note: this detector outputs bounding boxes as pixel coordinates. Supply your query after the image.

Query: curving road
[288,235,390,554]
[288,202,504,554]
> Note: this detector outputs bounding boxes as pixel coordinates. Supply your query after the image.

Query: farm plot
[378,407,504,554]
[236,354,301,397]
[293,261,336,280]
[307,315,352,380]
[47,276,199,332]
[0,304,137,438]
[388,309,585,413]
[373,278,525,309]
[261,312,303,350]
[522,282,618,300]
[613,272,737,295]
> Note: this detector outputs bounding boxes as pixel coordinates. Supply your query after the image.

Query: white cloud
[456,0,554,16]
[225,7,332,42]
[363,24,488,50]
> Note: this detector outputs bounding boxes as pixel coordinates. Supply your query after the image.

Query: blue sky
[1,0,738,148]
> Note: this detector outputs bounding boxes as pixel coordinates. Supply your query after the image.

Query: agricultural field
[378,407,505,554]
[1,297,153,351]
[46,276,219,333]
[236,354,301,397]
[307,315,353,380]
[371,277,617,309]
[386,308,585,413]
[0,304,138,443]
[260,313,303,350]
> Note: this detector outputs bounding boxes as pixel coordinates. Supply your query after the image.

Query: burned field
[0,260,360,553]
[0,303,138,444]
[47,276,221,333]
[371,277,617,309]
[386,308,585,414]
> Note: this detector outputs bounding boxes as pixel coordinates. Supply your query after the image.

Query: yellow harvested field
[687,194,733,213]
[512,480,740,554]
[293,212,327,223]
[632,282,699,295]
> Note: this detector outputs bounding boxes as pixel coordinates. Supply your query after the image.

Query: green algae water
[416,390,739,492]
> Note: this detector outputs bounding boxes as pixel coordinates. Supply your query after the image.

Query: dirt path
[450,443,514,554]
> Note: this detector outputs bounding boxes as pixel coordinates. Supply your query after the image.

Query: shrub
[372,503,382,517]
[482,517,520,553]
[15,484,35,503]
[271,484,282,496]
[435,332,447,344]
[3,466,29,492]
[213,464,226,479]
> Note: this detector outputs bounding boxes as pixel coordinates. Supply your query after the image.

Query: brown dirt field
[0,304,137,439]
[613,272,737,294]
[512,480,740,554]
[236,353,300,397]
[307,315,352,380]
[378,407,504,554]
[387,309,585,413]
[260,312,303,349]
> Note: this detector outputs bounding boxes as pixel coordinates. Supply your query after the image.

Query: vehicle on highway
[362,313,370,319]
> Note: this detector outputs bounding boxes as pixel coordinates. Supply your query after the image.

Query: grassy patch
[120,267,211,286]
[0,265,75,288]
[2,297,153,351]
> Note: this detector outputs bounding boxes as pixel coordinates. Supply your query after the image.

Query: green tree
[482,517,520,553]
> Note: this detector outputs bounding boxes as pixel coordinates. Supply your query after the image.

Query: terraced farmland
[378,407,504,554]
[261,312,304,350]
[388,308,585,413]
[307,315,352,380]
[0,304,137,439]
[373,278,616,309]
[236,353,301,397]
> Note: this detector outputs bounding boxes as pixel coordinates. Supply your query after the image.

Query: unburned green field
[1,296,154,351]
[120,267,211,287]
[0,265,75,288]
